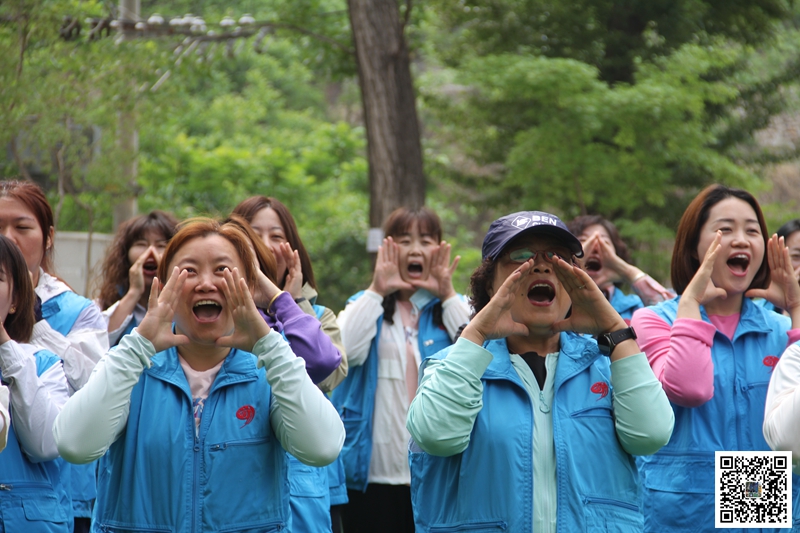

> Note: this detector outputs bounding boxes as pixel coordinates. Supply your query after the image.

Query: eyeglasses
[507,247,572,263]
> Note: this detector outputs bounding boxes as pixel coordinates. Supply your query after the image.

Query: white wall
[52,231,114,297]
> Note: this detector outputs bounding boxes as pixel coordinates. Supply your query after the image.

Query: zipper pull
[539,390,550,413]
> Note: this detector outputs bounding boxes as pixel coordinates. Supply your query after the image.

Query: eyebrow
[711,218,760,225]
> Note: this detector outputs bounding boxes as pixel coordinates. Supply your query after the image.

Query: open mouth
[143,260,158,276]
[585,257,602,272]
[727,254,750,276]
[193,300,222,322]
[527,281,555,306]
[407,262,424,278]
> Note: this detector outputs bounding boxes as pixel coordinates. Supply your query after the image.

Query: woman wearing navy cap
[407,210,674,533]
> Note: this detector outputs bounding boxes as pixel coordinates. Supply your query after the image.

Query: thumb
[171,334,191,347]
[745,288,768,300]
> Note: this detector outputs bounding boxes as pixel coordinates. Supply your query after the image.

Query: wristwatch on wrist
[597,326,637,357]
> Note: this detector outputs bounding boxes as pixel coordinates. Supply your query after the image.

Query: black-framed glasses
[507,247,572,263]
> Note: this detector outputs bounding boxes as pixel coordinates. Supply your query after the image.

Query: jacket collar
[148,347,259,395]
[697,296,781,341]
[34,269,71,301]
[410,289,436,311]
[301,283,319,306]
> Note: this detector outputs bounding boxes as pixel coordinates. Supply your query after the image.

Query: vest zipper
[539,390,550,413]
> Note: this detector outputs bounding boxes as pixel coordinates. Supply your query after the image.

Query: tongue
[194,305,221,320]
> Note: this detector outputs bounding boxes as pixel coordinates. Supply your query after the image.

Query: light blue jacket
[41,290,98,519]
[639,297,799,533]
[92,346,289,533]
[0,348,71,533]
[409,333,645,533]
[330,291,453,492]
[286,304,339,533]
[609,288,643,323]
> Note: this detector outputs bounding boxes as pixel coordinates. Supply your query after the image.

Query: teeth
[532,283,550,289]
[732,254,748,259]
[193,300,221,308]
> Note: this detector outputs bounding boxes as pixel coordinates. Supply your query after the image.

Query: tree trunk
[112,0,140,231]
[347,0,425,229]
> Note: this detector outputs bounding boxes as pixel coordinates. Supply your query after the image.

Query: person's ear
[46,226,54,252]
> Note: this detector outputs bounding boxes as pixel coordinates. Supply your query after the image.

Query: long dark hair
[95,211,179,310]
[232,196,316,289]
[0,235,36,343]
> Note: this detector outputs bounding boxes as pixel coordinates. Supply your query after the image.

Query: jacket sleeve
[630,308,716,407]
[441,295,471,340]
[609,352,674,455]
[0,384,8,453]
[631,275,675,307]
[32,303,110,393]
[764,343,800,472]
[102,300,135,347]
[257,333,344,467]
[271,292,341,384]
[338,291,384,367]
[407,337,493,457]
[307,305,348,393]
[53,331,152,464]
[0,341,69,462]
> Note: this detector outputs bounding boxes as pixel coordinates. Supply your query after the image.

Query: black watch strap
[598,326,637,357]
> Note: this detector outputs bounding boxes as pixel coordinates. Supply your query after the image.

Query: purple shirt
[259,292,341,384]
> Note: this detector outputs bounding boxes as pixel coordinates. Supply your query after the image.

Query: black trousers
[340,484,415,533]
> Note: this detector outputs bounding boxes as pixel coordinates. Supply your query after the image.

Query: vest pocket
[583,496,643,532]
[0,494,70,533]
[571,406,614,418]
[96,525,171,533]
[428,520,508,532]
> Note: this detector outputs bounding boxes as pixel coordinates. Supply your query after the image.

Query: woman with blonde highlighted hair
[54,218,344,533]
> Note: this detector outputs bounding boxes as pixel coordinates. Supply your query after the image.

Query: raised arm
[407,338,491,456]
[54,269,189,464]
[269,292,341,384]
[32,301,109,393]
[0,341,68,462]
[764,343,800,470]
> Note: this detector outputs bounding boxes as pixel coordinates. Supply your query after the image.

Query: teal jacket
[92,346,289,533]
[41,290,98,519]
[330,291,453,492]
[409,333,648,533]
[609,288,644,323]
[639,297,799,533]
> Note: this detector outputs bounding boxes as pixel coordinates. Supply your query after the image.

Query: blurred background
[3,0,800,309]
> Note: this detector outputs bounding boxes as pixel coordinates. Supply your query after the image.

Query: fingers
[448,255,461,276]
[147,275,160,310]
[221,268,243,310]
[161,267,187,304]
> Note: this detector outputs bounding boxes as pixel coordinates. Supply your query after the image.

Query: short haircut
[157,218,258,290]
[232,196,316,289]
[671,184,770,295]
[0,234,36,342]
[0,180,55,274]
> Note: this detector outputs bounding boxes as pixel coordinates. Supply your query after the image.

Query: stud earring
[8,306,15,314]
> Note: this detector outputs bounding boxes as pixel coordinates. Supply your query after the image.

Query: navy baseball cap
[482,211,584,260]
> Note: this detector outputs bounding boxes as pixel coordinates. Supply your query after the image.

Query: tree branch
[402,0,413,30]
